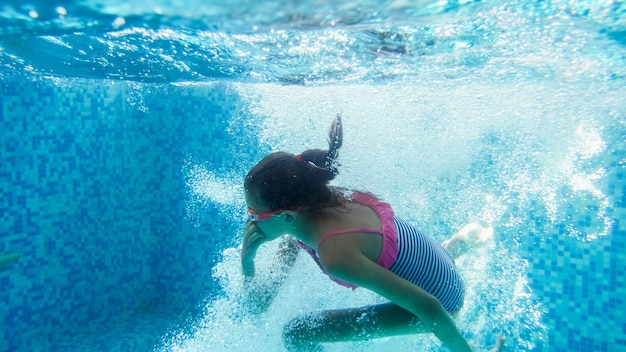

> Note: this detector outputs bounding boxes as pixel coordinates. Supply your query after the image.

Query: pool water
[1,0,625,351]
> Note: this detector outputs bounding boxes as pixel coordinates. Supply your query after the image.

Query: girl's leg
[282,302,427,351]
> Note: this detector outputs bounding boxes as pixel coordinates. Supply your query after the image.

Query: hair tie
[295,154,303,162]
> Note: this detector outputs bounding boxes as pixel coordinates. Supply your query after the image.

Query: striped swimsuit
[299,192,465,312]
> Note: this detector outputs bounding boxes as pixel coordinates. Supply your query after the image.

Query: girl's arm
[242,233,300,313]
[319,244,472,352]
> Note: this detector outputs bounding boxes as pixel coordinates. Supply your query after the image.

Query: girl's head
[244,115,343,215]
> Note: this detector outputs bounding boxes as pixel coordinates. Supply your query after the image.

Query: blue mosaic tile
[0,79,255,351]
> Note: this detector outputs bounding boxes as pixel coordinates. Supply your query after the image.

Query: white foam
[182,157,246,226]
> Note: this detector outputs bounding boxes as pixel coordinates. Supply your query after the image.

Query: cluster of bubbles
[169,53,623,349]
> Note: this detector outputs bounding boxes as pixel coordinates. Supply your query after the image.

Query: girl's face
[245,192,291,242]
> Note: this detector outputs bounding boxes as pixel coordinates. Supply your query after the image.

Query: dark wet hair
[244,114,344,213]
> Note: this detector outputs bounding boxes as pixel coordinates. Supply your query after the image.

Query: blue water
[0,0,625,351]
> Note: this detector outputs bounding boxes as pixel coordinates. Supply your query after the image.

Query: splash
[453,227,547,350]
[183,158,246,226]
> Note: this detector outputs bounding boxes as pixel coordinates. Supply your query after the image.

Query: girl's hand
[241,220,266,277]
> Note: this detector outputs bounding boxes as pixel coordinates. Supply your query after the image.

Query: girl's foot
[442,223,493,259]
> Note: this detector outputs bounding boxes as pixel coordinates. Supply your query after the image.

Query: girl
[241,115,503,351]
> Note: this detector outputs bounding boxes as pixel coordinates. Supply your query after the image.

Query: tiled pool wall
[0,79,257,351]
[1,79,624,351]
[521,147,626,352]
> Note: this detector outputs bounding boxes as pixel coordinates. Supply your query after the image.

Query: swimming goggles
[247,208,284,222]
